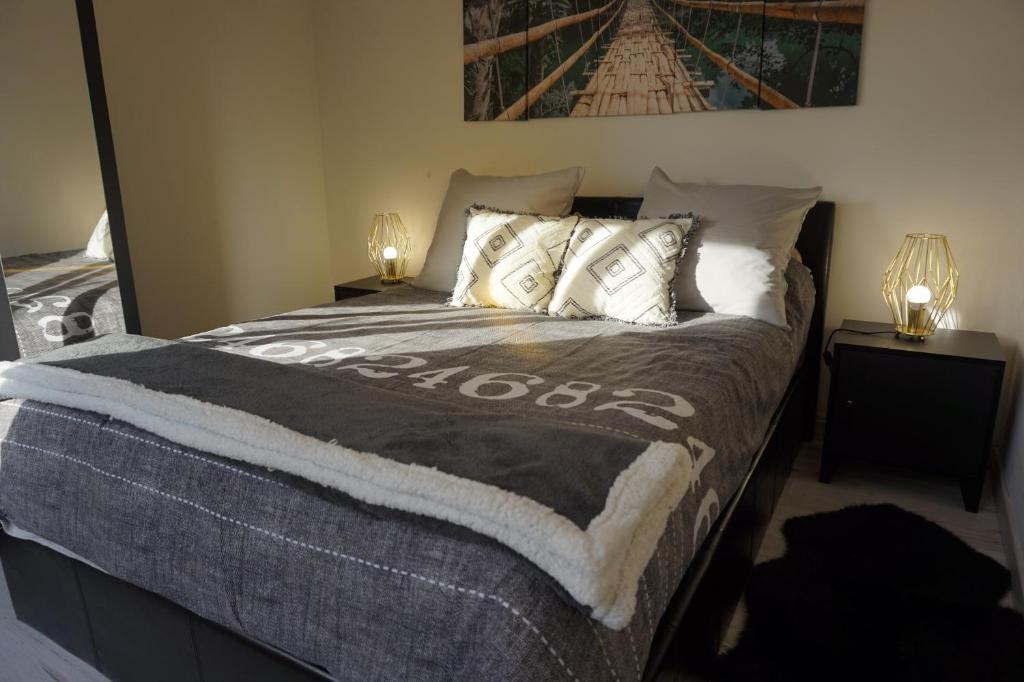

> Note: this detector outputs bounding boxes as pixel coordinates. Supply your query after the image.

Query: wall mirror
[0,0,138,362]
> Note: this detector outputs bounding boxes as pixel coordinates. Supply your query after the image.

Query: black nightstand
[333,276,409,302]
[821,320,1005,512]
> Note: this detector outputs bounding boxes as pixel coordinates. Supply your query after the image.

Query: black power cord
[822,327,898,370]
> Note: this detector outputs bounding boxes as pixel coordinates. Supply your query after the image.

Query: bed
[0,197,833,681]
[2,249,125,358]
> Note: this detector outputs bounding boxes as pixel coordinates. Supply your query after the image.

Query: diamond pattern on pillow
[586,245,647,295]
[639,221,685,263]
[474,222,524,266]
[549,216,695,325]
[568,220,613,257]
[499,258,551,308]
[449,208,579,313]
[556,297,593,318]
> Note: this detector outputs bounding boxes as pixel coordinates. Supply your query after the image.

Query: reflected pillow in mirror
[85,211,114,261]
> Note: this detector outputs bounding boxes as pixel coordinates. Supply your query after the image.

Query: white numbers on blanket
[409,366,470,389]
[686,436,717,493]
[12,295,71,314]
[300,347,365,368]
[210,333,277,351]
[340,354,427,379]
[535,381,601,409]
[11,299,42,313]
[39,312,93,341]
[594,389,695,431]
[693,488,720,554]
[249,340,327,359]
[35,295,71,310]
[193,331,697,429]
[459,373,544,400]
[182,324,245,341]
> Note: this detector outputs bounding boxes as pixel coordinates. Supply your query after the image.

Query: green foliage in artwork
[527,0,608,119]
[760,16,862,108]
[658,6,764,111]
[464,0,529,121]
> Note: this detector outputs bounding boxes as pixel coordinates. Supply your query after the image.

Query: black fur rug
[717,504,1024,681]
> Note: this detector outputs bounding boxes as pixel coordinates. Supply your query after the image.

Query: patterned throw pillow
[548,216,695,325]
[449,207,579,312]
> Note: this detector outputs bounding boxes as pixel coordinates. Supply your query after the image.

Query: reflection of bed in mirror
[2,248,125,358]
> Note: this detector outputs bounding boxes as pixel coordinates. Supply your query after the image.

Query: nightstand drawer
[828,348,1001,475]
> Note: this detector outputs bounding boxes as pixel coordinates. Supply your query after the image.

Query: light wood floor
[0,440,1014,681]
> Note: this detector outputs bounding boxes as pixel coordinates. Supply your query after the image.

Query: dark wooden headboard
[571,196,835,436]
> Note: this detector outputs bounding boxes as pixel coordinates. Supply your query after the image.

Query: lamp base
[378,277,404,285]
[895,326,931,341]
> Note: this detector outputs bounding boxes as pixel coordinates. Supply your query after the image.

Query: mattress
[0,262,815,681]
[3,250,125,358]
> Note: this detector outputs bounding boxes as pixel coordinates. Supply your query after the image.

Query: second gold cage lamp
[881,233,959,339]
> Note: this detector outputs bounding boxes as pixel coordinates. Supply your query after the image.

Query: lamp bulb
[906,285,932,306]
[382,246,399,261]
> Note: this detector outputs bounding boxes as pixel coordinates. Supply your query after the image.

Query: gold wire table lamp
[367,213,410,283]
[881,233,958,339]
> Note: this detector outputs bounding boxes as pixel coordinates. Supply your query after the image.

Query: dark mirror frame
[0,268,18,361]
[76,0,140,335]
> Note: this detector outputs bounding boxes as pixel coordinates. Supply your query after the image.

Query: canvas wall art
[463,0,866,121]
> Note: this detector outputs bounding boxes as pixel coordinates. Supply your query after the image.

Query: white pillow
[548,215,695,326]
[639,167,820,328]
[449,207,579,313]
[416,167,584,292]
[85,210,114,261]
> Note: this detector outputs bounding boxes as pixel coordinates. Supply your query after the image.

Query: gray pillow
[639,167,821,328]
[415,167,585,292]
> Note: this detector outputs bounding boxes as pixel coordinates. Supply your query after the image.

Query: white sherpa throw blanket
[0,334,695,629]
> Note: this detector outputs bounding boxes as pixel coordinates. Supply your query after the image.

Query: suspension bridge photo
[463,0,865,121]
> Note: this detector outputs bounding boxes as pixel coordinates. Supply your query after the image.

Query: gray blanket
[3,250,124,358]
[0,332,689,629]
[0,263,814,681]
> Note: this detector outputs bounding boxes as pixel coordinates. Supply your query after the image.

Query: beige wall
[314,0,1024,403]
[94,0,332,338]
[313,0,1024,355]
[313,0,1024,559]
[0,0,105,258]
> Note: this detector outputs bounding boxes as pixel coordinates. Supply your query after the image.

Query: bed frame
[0,198,834,681]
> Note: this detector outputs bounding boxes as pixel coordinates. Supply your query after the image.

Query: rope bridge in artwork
[463,0,622,64]
[466,0,865,120]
